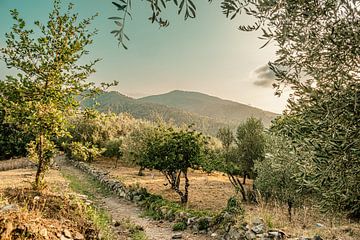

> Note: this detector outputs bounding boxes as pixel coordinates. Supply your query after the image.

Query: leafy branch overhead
[110,0,203,48]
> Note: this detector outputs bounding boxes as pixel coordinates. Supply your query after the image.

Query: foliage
[172,221,187,231]
[216,126,234,152]
[220,0,360,218]
[0,0,102,188]
[254,134,309,221]
[62,110,138,163]
[65,141,104,162]
[235,117,265,183]
[125,123,208,203]
[0,110,32,160]
[110,0,201,48]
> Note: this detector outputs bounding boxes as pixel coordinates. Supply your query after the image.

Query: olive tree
[127,124,208,204]
[0,0,101,188]
[236,117,265,184]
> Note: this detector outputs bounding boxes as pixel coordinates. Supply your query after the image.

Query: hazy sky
[0,0,289,113]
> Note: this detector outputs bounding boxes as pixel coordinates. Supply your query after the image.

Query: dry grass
[91,158,252,212]
[0,158,35,172]
[92,158,360,240]
[244,200,360,239]
[0,168,99,240]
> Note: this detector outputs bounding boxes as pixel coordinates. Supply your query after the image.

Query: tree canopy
[0,0,101,188]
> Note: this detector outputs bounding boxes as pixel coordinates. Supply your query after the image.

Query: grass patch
[61,170,114,240]
[172,221,187,231]
[85,205,114,240]
[122,218,148,240]
[61,171,111,199]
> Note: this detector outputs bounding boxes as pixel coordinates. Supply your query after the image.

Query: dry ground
[92,158,360,240]
[91,158,250,212]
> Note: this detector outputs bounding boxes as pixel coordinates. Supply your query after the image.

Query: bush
[172,222,187,231]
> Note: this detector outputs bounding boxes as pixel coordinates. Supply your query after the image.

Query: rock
[133,195,142,202]
[39,228,48,238]
[251,224,265,234]
[0,204,19,213]
[227,226,243,240]
[172,233,183,239]
[63,229,72,238]
[315,223,324,228]
[187,217,197,225]
[211,232,218,238]
[114,220,121,227]
[268,231,282,239]
[245,230,256,240]
[313,235,323,240]
[74,232,85,240]
[60,235,69,240]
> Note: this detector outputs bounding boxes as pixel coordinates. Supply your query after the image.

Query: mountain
[81,91,227,135]
[139,90,279,127]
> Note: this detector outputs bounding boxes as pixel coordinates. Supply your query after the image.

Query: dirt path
[58,159,210,240]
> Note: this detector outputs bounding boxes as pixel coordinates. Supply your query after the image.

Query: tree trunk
[181,170,189,204]
[287,199,293,222]
[138,166,145,176]
[115,156,119,169]
[34,135,44,189]
[243,172,247,185]
[228,174,247,202]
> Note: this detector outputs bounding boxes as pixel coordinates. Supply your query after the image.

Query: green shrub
[172,222,187,231]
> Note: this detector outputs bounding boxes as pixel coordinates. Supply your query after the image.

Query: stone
[315,223,324,228]
[245,230,256,240]
[187,217,197,225]
[0,204,19,213]
[313,235,323,240]
[39,228,48,238]
[74,232,85,240]
[63,229,72,238]
[172,233,183,239]
[211,232,218,237]
[227,226,243,240]
[251,224,265,234]
[60,235,69,240]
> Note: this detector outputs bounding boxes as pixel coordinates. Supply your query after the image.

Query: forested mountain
[81,90,279,135]
[81,91,227,135]
[139,90,278,126]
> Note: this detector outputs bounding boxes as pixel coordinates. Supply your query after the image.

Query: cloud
[252,64,276,88]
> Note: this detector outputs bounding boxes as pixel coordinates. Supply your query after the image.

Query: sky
[0,0,289,113]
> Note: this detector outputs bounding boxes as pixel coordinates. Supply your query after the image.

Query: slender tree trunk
[138,166,145,176]
[115,156,119,168]
[34,135,44,189]
[243,172,247,185]
[287,199,293,222]
[181,170,189,204]
[228,174,247,202]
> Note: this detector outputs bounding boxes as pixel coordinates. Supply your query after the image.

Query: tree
[236,117,265,184]
[220,0,359,217]
[127,123,208,204]
[254,134,309,222]
[0,0,101,188]
[216,126,234,152]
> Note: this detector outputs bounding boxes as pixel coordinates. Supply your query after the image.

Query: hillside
[139,90,279,126]
[81,91,227,135]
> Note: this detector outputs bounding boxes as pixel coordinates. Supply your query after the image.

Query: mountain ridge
[81,90,279,135]
[139,90,278,126]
